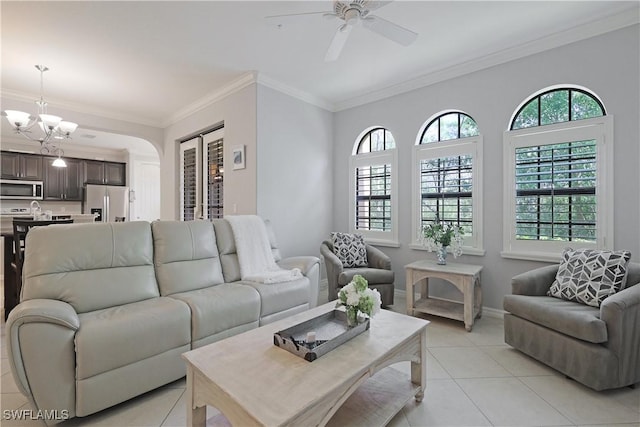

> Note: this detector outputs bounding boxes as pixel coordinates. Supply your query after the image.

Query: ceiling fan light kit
[267,0,418,62]
[3,65,78,167]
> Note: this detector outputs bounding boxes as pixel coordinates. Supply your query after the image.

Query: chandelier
[4,65,78,167]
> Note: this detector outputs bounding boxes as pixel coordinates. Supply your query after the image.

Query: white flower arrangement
[336,274,381,322]
[419,221,464,258]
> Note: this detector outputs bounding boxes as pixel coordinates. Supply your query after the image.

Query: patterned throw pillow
[331,232,368,268]
[548,248,631,307]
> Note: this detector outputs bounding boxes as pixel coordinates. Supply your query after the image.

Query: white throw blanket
[226,215,302,284]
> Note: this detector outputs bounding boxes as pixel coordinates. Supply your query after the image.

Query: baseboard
[394,289,407,298]
[393,289,505,319]
[480,306,506,319]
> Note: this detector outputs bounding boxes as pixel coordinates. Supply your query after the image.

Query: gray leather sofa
[503,263,640,391]
[6,219,319,424]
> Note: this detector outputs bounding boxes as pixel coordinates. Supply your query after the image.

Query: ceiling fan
[266,0,418,62]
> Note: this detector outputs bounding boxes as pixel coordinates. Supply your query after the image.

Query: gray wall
[161,82,334,260]
[162,84,258,220]
[332,25,640,310]
[256,84,333,259]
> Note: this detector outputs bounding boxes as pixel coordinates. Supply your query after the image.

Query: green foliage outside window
[512,88,604,130]
[355,127,395,232]
[419,112,478,246]
[511,87,604,243]
[421,112,479,143]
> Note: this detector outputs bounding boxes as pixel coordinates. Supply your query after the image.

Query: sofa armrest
[6,299,79,421]
[277,256,320,276]
[511,264,559,296]
[366,245,391,270]
[601,283,640,382]
[320,241,343,300]
[278,256,321,308]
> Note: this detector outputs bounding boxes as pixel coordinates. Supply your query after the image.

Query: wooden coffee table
[182,301,429,426]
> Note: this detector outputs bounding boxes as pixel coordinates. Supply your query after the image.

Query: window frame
[348,127,399,247]
[502,115,614,262]
[420,110,479,143]
[179,137,199,221]
[411,135,484,254]
[202,128,224,220]
[509,86,606,131]
[179,125,224,221]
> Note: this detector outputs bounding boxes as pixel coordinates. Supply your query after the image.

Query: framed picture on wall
[232,145,245,170]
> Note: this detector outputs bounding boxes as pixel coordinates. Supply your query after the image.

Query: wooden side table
[405,259,483,331]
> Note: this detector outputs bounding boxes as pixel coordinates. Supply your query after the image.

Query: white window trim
[349,149,399,246]
[410,136,485,256]
[502,115,614,262]
[202,128,224,220]
[179,138,200,221]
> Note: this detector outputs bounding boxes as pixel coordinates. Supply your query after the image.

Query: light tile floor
[1,290,639,427]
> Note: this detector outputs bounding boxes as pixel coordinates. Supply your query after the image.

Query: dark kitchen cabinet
[84,160,105,185]
[1,152,43,180]
[105,162,126,186]
[43,158,83,201]
[84,160,126,186]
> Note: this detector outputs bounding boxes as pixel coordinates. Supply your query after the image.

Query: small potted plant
[336,275,382,327]
[419,221,464,265]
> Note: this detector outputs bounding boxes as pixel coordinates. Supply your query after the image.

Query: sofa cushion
[548,248,632,307]
[338,268,394,286]
[331,232,368,268]
[503,295,607,343]
[22,222,159,314]
[152,220,225,295]
[75,297,191,379]
[242,277,310,318]
[169,283,260,343]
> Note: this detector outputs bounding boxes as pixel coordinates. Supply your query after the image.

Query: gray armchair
[503,262,640,391]
[320,240,395,306]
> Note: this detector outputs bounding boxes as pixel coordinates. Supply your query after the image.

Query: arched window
[412,111,484,254]
[503,86,612,261]
[349,127,398,246]
[355,127,396,153]
[511,87,605,130]
[420,111,479,143]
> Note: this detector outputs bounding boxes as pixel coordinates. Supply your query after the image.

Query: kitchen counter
[0,213,96,234]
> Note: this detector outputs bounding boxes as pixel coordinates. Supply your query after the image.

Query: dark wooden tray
[274,309,370,362]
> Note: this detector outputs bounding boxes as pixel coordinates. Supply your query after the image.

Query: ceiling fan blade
[325,24,353,62]
[265,11,332,27]
[362,15,417,46]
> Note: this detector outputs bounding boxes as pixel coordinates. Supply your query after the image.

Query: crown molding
[256,74,334,112]
[333,8,639,112]
[0,88,163,128]
[164,71,334,126]
[163,71,258,127]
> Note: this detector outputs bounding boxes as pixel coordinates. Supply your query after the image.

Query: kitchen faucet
[30,200,42,217]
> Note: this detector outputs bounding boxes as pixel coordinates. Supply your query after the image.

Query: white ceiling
[2,0,639,133]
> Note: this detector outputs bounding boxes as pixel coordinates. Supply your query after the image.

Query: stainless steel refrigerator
[83,184,129,222]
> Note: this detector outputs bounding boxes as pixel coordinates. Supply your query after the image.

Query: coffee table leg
[186,367,206,427]
[411,328,427,402]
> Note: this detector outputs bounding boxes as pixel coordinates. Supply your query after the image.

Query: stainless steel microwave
[0,179,44,200]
